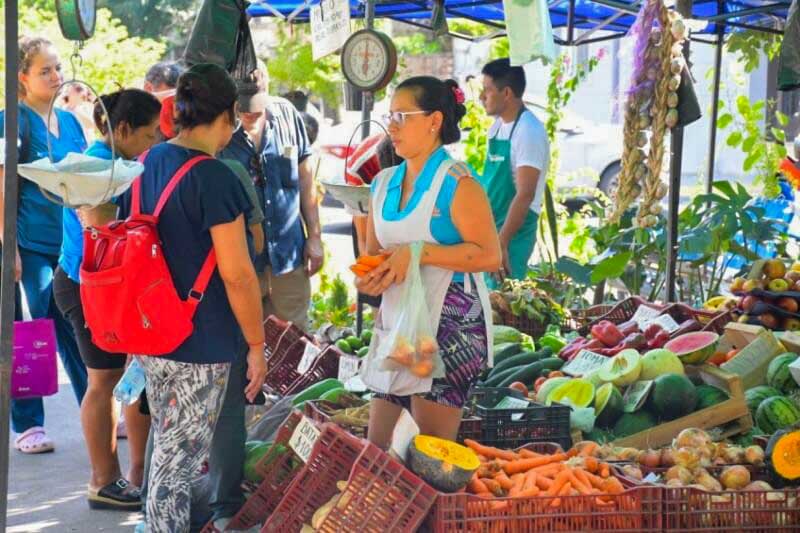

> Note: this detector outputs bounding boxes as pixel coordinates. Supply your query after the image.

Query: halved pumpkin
[766,428,800,486]
[408,434,480,493]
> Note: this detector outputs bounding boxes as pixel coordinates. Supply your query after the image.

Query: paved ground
[6,204,355,532]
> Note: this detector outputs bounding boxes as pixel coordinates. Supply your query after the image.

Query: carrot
[601,477,625,494]
[476,491,494,499]
[494,472,514,491]
[535,476,553,490]
[567,470,593,495]
[544,469,572,497]
[468,475,489,494]
[356,254,386,267]
[503,452,567,475]
[522,470,538,492]
[583,471,605,490]
[581,456,599,473]
[550,481,572,508]
[490,500,509,511]
[507,472,525,496]
[464,440,518,462]
[518,449,540,459]
[599,462,611,479]
[482,478,504,497]
[529,462,564,478]
[595,497,615,507]
[574,441,599,457]
[515,487,540,498]
[349,264,370,277]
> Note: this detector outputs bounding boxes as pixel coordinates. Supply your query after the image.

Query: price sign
[622,380,653,413]
[651,314,680,333]
[288,416,321,463]
[562,350,607,377]
[310,0,351,60]
[338,354,361,383]
[390,409,420,461]
[632,305,661,330]
[495,395,531,421]
[297,342,321,374]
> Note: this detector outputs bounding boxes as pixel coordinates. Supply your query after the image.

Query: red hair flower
[452,86,465,105]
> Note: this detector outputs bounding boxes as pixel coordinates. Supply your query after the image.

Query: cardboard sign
[297,342,321,374]
[562,350,607,377]
[338,354,361,383]
[390,409,420,461]
[289,416,321,463]
[310,0,351,60]
[632,305,661,330]
[623,380,653,413]
[650,314,680,333]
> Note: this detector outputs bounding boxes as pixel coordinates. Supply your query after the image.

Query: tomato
[708,352,727,366]
[725,349,740,362]
[509,381,529,397]
[534,377,547,392]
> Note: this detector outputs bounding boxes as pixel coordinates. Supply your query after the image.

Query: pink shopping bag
[12,319,59,399]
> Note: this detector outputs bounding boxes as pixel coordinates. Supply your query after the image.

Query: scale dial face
[56,0,97,40]
[341,30,397,92]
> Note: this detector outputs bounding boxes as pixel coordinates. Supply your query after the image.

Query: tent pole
[0,0,20,528]
[706,20,724,193]
[361,0,375,140]
[566,0,576,45]
[665,0,693,302]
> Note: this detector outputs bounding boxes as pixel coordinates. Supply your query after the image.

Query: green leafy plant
[461,101,493,175]
[394,32,444,55]
[725,30,783,73]
[717,96,789,198]
[308,269,356,330]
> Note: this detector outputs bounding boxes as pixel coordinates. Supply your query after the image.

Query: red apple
[760,313,779,329]
[778,297,800,314]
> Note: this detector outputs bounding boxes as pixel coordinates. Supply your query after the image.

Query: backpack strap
[186,248,217,316]
[154,155,212,217]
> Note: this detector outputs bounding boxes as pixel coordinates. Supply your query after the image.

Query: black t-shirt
[118,143,251,364]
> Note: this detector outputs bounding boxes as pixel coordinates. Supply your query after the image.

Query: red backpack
[80,153,217,356]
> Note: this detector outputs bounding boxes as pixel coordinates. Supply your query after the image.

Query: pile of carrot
[463,439,625,510]
[350,254,387,278]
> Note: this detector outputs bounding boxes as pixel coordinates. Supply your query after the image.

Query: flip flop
[14,427,55,454]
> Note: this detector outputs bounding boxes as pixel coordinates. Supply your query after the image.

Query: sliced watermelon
[547,379,595,408]
[664,331,719,365]
[594,383,624,428]
[597,349,642,387]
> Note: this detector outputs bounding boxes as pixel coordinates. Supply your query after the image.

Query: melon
[639,349,684,380]
[695,384,729,410]
[547,379,595,408]
[597,349,642,387]
[407,434,480,493]
[664,331,719,365]
[745,386,782,417]
[594,383,624,428]
[613,411,657,438]
[536,377,570,403]
[756,396,800,435]
[766,353,800,394]
[647,373,698,421]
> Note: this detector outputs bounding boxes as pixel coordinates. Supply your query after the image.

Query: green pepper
[538,334,567,353]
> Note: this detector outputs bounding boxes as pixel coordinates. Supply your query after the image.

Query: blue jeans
[12,248,87,433]
[208,353,247,521]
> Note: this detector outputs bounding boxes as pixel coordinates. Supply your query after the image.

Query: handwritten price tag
[289,416,321,463]
[651,314,681,333]
[297,341,321,374]
[632,305,661,330]
[338,355,361,383]
[562,350,607,377]
[495,395,532,421]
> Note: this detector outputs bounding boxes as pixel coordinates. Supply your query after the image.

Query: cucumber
[487,347,553,379]
[482,366,525,388]
[493,343,522,365]
[319,387,346,403]
[497,358,564,388]
[291,378,344,407]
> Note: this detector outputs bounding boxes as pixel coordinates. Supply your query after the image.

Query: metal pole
[665,0,693,302]
[566,0,576,45]
[360,0,375,140]
[705,28,724,192]
[0,0,20,527]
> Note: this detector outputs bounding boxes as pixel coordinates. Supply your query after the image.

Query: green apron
[479,109,539,288]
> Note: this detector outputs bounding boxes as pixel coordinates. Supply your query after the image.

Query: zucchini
[482,366,525,388]
[497,358,564,388]
[487,347,553,379]
[492,343,522,365]
[291,378,344,407]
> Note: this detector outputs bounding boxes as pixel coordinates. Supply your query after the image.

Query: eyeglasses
[381,110,430,127]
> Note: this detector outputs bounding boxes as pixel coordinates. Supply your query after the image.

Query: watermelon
[663,331,719,365]
[547,379,595,408]
[639,349,684,380]
[767,353,800,394]
[594,383,624,428]
[647,373,697,420]
[613,411,658,438]
[695,384,729,410]
[745,386,782,417]
[755,396,800,434]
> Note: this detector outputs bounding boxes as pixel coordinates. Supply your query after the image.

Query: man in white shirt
[479,58,549,284]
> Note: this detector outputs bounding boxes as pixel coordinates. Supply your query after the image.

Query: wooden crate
[719,323,787,390]
[612,365,752,448]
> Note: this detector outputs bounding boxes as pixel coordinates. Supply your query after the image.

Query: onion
[674,428,713,450]
[666,478,684,487]
[745,480,786,502]
[638,449,661,468]
[618,448,640,462]
[665,465,694,485]
[695,470,723,492]
[720,465,750,490]
[744,445,765,466]
[674,447,701,470]
[621,464,643,481]
[722,446,746,465]
[660,448,676,467]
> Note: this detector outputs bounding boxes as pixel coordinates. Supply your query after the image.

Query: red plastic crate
[304,399,368,439]
[263,315,289,355]
[264,337,316,395]
[200,412,305,533]
[265,319,308,364]
[426,484,662,532]
[261,423,437,533]
[284,345,343,395]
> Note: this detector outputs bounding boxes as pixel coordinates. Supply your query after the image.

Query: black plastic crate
[475,398,572,450]
[466,387,525,414]
[455,416,481,443]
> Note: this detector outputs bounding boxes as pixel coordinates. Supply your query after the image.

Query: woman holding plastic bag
[357,76,501,448]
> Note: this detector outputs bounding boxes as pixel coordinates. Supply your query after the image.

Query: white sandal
[14,426,55,454]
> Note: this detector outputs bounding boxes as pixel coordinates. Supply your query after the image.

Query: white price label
[495,396,531,421]
[562,350,608,377]
[622,380,653,413]
[632,305,661,330]
[390,409,420,461]
[337,355,361,383]
[288,416,321,463]
[297,341,321,374]
[651,314,681,333]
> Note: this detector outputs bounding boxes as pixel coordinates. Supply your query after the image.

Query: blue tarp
[247,0,791,35]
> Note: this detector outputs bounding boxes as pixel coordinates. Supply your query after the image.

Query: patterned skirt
[374,280,488,409]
